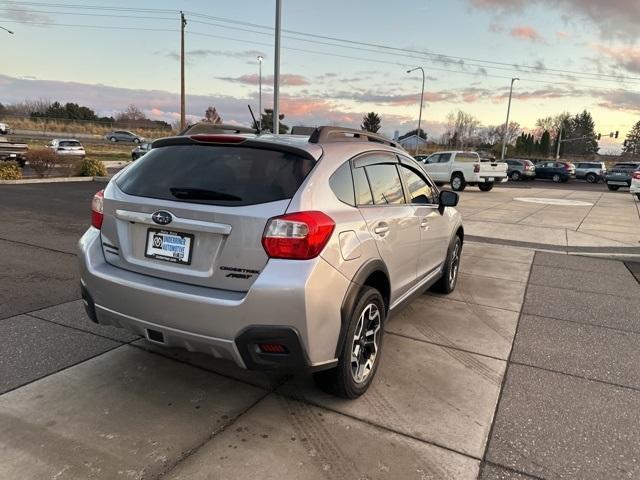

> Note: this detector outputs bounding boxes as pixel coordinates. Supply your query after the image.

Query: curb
[0,176,110,185]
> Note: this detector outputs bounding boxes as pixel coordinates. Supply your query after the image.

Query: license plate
[485,177,494,182]
[614,172,624,175]
[608,181,627,185]
[145,228,193,265]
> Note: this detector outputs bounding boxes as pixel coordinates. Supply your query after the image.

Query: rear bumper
[630,182,640,193]
[78,227,348,370]
[606,177,631,186]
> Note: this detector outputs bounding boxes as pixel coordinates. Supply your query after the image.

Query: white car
[418,151,508,192]
[0,122,9,135]
[47,139,86,159]
[631,171,640,200]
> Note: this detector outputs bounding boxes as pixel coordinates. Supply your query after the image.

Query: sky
[1,0,640,153]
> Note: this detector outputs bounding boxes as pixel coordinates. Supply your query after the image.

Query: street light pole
[500,77,519,161]
[406,67,425,154]
[257,56,263,131]
[272,0,282,135]
[0,26,14,34]
[180,11,187,131]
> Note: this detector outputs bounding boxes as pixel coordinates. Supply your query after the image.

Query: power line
[2,0,639,84]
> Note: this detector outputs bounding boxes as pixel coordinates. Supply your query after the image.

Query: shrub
[78,157,108,177]
[26,148,57,178]
[57,156,81,177]
[0,161,22,180]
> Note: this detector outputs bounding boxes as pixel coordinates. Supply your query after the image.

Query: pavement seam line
[480,248,535,467]
[0,343,125,397]
[575,190,604,232]
[0,236,77,256]
[480,459,546,480]
[0,296,82,323]
[520,310,640,336]
[424,292,521,314]
[526,278,639,300]
[385,330,506,363]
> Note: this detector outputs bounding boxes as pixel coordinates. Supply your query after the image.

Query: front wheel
[432,235,462,294]
[586,173,597,183]
[478,182,494,192]
[109,137,117,142]
[133,138,140,144]
[510,171,521,181]
[314,287,385,399]
[552,173,561,183]
[451,174,466,192]
[607,184,620,191]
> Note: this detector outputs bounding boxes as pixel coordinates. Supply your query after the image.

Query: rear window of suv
[116,145,314,206]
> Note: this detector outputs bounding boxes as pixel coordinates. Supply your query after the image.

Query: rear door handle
[373,224,389,235]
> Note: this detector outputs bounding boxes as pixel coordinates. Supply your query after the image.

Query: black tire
[607,184,620,191]
[450,173,466,192]
[636,193,640,201]
[432,235,462,294]
[552,173,561,183]
[586,173,597,183]
[510,171,521,181]
[561,177,569,183]
[313,287,385,399]
[109,137,117,142]
[478,182,494,192]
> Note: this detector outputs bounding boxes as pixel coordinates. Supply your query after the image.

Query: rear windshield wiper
[170,187,242,201]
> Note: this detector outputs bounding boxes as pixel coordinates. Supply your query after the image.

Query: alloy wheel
[452,177,462,190]
[351,303,381,384]
[449,240,460,287]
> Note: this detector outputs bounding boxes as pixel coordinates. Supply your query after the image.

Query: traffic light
[597,133,601,140]
[615,131,619,138]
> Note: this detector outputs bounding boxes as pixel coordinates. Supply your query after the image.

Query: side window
[399,165,434,204]
[364,164,405,205]
[438,153,452,163]
[329,161,355,206]
[353,167,373,205]
[425,154,438,164]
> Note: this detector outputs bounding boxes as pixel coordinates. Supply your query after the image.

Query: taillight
[633,171,640,180]
[473,164,480,173]
[262,211,335,260]
[91,189,104,229]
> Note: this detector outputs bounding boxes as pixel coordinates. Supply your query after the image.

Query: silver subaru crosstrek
[79,127,463,398]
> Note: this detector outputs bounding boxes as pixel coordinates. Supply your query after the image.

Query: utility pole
[500,77,519,161]
[257,56,263,131]
[272,0,282,135]
[555,125,563,159]
[180,11,187,131]
[406,67,425,154]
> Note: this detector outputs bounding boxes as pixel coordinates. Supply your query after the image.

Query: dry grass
[3,117,172,139]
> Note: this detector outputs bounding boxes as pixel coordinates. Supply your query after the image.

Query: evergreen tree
[563,110,599,155]
[361,112,381,133]
[260,109,289,134]
[623,120,640,156]
[540,130,551,157]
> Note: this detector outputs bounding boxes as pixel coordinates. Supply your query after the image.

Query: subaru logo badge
[151,210,172,225]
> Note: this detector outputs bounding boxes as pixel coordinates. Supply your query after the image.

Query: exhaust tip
[146,329,166,344]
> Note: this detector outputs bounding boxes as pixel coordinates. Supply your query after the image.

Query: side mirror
[438,190,458,214]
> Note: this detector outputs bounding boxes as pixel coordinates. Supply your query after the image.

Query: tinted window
[364,164,405,205]
[60,141,81,147]
[455,153,478,162]
[353,167,373,205]
[329,161,355,206]
[116,145,314,206]
[438,153,452,163]
[399,165,434,204]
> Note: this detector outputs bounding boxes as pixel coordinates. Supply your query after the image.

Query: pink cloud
[510,26,543,42]
[556,31,570,39]
[218,73,309,86]
[592,43,640,74]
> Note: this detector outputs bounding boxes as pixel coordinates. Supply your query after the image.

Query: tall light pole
[272,0,282,135]
[257,55,263,131]
[0,26,14,34]
[500,77,519,161]
[406,67,425,154]
[180,11,187,131]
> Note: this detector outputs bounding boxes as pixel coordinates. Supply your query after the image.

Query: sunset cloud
[217,74,309,87]
[510,26,544,42]
[592,44,640,74]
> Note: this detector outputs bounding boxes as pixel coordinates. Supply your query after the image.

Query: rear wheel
[636,193,640,201]
[586,173,597,183]
[314,287,385,399]
[432,235,462,294]
[133,138,140,144]
[109,137,117,142]
[451,173,466,192]
[510,171,521,181]
[478,182,494,192]
[552,173,561,183]
[607,184,620,191]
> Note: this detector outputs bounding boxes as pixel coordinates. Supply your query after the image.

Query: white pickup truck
[418,151,508,192]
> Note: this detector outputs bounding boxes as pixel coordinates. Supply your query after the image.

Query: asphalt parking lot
[1,181,639,479]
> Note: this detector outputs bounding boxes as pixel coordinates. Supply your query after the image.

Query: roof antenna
[248,105,261,134]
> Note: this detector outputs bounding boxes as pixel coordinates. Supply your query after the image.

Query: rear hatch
[478,159,508,178]
[58,140,84,154]
[99,138,316,292]
[609,163,639,181]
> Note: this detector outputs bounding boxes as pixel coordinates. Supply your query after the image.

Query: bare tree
[444,110,480,148]
[116,104,147,122]
[535,113,570,141]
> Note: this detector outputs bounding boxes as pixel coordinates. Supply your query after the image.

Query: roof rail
[308,126,399,148]
[179,123,257,136]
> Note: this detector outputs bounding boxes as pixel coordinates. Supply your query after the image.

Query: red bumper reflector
[258,343,288,354]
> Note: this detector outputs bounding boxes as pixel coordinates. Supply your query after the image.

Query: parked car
[105,130,145,143]
[131,142,152,161]
[505,159,536,181]
[0,137,28,167]
[79,126,464,399]
[575,161,606,183]
[605,162,640,191]
[0,122,9,135]
[419,150,508,191]
[630,171,640,200]
[532,161,575,182]
[413,154,430,163]
[47,139,86,159]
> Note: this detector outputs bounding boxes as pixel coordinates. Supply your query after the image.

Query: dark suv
[606,162,640,191]
[533,161,575,182]
[505,159,536,181]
